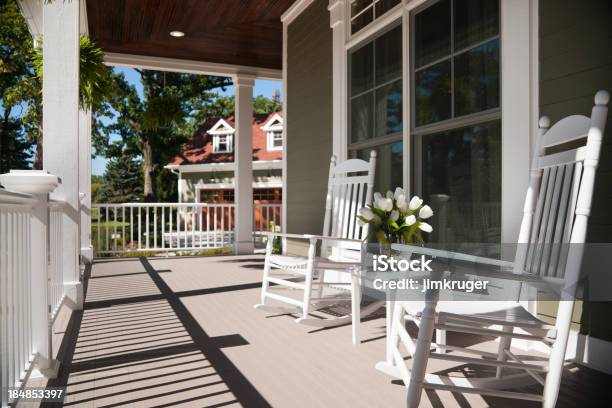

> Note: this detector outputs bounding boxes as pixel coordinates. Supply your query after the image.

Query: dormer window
[261,113,284,152]
[208,118,235,154]
[268,130,283,151]
[213,134,233,153]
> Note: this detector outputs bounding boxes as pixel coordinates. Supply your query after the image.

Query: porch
[43,255,610,407]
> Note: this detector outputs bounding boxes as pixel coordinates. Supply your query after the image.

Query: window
[254,188,281,202]
[349,23,402,192]
[267,131,283,151]
[412,0,501,245]
[213,134,233,153]
[350,0,401,35]
[200,189,234,203]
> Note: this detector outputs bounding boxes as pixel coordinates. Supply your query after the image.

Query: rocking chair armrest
[390,243,515,270]
[254,231,363,245]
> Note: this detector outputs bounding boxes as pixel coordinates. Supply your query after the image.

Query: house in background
[165,112,283,229]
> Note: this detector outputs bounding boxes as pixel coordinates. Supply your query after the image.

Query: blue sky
[92,67,282,175]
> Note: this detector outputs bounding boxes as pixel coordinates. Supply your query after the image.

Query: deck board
[42,255,611,407]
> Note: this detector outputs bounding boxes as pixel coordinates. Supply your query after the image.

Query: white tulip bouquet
[357,187,433,246]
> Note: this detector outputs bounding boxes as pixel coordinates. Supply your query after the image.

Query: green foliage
[1,0,115,169]
[95,70,233,201]
[0,116,31,172]
[0,0,38,169]
[91,174,104,203]
[96,155,143,203]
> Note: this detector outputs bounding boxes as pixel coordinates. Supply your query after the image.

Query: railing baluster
[162,206,166,249]
[130,206,134,252]
[113,206,118,252]
[145,206,150,249]
[191,206,195,249]
[198,204,203,248]
[154,206,158,249]
[122,206,126,252]
[138,206,142,249]
[105,206,109,253]
[170,206,174,248]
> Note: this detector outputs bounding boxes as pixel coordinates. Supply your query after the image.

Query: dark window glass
[351,93,373,143]
[454,0,499,50]
[375,25,402,84]
[414,60,451,126]
[375,0,401,19]
[351,6,374,34]
[350,43,374,95]
[421,120,501,243]
[375,80,402,138]
[356,141,403,192]
[414,0,451,68]
[351,0,371,16]
[454,39,500,116]
[351,0,401,35]
[350,24,402,142]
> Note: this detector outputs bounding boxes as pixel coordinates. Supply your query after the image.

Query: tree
[0,115,31,173]
[95,70,232,201]
[97,155,143,203]
[1,0,115,169]
[0,0,38,169]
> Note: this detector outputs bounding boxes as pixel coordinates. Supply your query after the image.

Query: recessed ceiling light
[170,31,185,38]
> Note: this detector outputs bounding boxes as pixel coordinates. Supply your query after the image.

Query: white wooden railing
[0,176,70,407]
[92,202,282,256]
[48,201,69,321]
[0,189,36,407]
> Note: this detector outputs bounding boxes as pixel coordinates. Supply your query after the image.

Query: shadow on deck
[43,255,611,407]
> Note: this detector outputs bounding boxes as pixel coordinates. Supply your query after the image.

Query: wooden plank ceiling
[87,0,297,70]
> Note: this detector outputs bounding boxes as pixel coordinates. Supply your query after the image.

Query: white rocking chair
[379,90,609,407]
[255,151,381,333]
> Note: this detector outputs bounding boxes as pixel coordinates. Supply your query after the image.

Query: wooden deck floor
[43,255,611,407]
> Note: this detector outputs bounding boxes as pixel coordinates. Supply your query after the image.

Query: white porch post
[42,0,83,308]
[79,109,93,263]
[233,75,255,254]
[329,0,347,162]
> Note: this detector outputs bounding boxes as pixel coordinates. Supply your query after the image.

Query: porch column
[79,109,93,263]
[233,75,255,254]
[42,0,83,308]
[329,0,347,162]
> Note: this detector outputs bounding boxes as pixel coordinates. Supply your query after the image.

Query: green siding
[539,0,612,340]
[286,0,333,236]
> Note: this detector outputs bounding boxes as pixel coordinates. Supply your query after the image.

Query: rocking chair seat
[405,302,554,330]
[268,254,361,272]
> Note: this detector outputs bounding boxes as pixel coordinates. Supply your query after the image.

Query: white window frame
[208,118,235,154]
[261,113,284,151]
[333,0,536,244]
[213,133,233,153]
[267,130,283,151]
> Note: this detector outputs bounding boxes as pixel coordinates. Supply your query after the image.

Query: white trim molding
[500,0,536,243]
[208,118,235,135]
[281,0,315,24]
[329,0,348,162]
[261,113,284,131]
[165,160,283,173]
[104,52,282,80]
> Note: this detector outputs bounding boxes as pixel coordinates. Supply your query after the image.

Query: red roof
[169,112,283,165]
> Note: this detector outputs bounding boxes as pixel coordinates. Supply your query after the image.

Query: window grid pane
[412,0,500,129]
[349,24,402,144]
[350,0,401,35]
